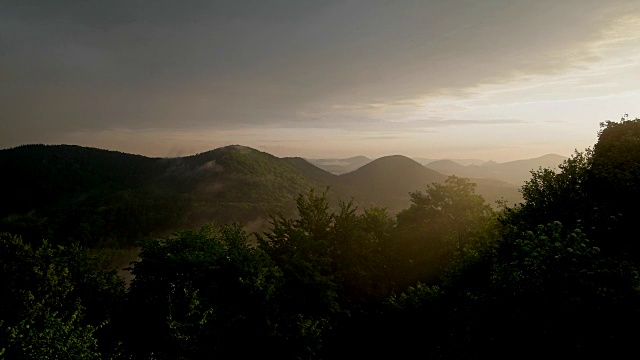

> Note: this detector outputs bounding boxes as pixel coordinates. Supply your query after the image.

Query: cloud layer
[2,0,640,160]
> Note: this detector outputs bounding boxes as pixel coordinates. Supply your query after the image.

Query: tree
[258,189,399,357]
[0,233,124,359]
[504,149,593,236]
[393,176,495,286]
[505,118,640,258]
[123,223,283,359]
[257,189,346,358]
[589,118,640,256]
[477,221,640,358]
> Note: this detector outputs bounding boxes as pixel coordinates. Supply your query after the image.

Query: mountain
[156,145,331,229]
[158,145,320,203]
[471,178,523,208]
[425,154,568,186]
[1,144,160,217]
[306,153,566,186]
[282,156,339,185]
[309,155,491,174]
[487,154,568,184]
[1,144,524,248]
[0,144,323,247]
[335,155,446,212]
[305,156,371,174]
[413,157,487,166]
[334,155,521,212]
[423,159,484,179]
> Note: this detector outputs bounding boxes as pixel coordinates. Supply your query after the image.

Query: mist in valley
[3,1,640,358]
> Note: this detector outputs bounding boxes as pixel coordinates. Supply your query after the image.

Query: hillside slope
[426,154,568,186]
[1,145,524,247]
[0,145,323,246]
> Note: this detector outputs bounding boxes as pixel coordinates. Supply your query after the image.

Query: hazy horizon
[3,1,640,162]
[1,142,570,164]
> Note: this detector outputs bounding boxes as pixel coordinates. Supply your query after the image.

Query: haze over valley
[3,1,640,358]
[1,143,558,248]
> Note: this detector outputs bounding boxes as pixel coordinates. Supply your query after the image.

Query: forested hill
[0,144,323,247]
[0,144,161,215]
[335,155,447,212]
[0,143,519,248]
[425,153,568,185]
[4,119,640,359]
[289,154,522,213]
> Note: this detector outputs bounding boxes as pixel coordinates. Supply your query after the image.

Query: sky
[2,0,640,162]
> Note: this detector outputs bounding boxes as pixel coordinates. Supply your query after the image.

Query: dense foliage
[0,233,124,358]
[0,144,520,248]
[2,119,640,359]
[121,224,283,359]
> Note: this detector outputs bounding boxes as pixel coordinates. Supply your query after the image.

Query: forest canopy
[2,118,640,359]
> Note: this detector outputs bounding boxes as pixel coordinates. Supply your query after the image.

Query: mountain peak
[358,155,425,171]
[481,160,499,167]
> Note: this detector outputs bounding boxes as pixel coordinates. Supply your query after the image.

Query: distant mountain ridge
[1,144,527,247]
[425,153,568,186]
[334,155,446,212]
[307,154,567,185]
[413,157,487,166]
[305,156,372,175]
[331,155,521,213]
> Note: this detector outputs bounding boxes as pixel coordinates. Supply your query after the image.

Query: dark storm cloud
[1,0,637,147]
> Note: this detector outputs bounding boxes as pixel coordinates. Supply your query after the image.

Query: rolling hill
[335,155,521,212]
[426,154,568,186]
[305,156,372,174]
[1,144,524,248]
[413,157,487,166]
[335,155,447,212]
[0,145,323,247]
